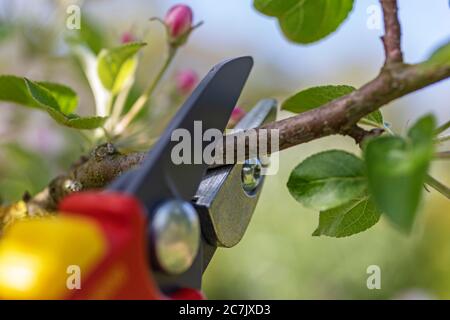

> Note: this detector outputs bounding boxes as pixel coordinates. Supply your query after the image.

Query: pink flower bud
[228,106,246,128]
[121,32,135,44]
[176,69,198,94]
[231,107,246,122]
[164,4,193,40]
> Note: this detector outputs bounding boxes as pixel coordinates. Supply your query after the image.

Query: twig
[426,175,450,199]
[435,120,450,135]
[434,151,450,160]
[436,135,450,144]
[380,0,403,64]
[344,126,385,146]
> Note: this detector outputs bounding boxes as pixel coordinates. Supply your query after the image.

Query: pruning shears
[0,57,277,299]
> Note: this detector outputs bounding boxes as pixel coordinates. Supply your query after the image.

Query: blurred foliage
[0,144,52,203]
[77,15,110,55]
[417,195,450,298]
[429,39,450,66]
[365,115,436,231]
[203,138,450,299]
[0,21,12,43]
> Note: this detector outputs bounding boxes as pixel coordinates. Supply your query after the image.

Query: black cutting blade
[108,56,254,291]
[109,56,253,208]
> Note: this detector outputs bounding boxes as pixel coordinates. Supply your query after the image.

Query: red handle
[59,192,204,300]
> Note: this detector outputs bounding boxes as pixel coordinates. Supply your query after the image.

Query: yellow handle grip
[0,214,106,299]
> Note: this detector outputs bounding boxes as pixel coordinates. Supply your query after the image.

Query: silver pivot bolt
[151,200,200,275]
[241,158,262,195]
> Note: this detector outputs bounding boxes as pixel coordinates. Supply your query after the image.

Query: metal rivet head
[151,200,200,275]
[241,158,262,195]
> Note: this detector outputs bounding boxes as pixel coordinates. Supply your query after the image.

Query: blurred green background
[0,0,449,299]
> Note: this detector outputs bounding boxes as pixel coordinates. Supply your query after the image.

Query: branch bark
[20,0,450,214]
[26,144,145,214]
[380,0,403,64]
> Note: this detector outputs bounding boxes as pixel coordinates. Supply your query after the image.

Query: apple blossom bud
[121,32,135,44]
[164,4,193,41]
[176,69,198,94]
[228,106,246,127]
[231,107,246,122]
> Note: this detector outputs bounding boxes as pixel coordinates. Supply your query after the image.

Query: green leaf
[287,150,367,211]
[254,0,354,44]
[313,196,381,238]
[0,75,39,107]
[97,42,145,93]
[364,115,436,231]
[25,78,63,110]
[282,85,355,113]
[64,115,107,130]
[0,144,52,202]
[282,84,384,128]
[408,114,436,147]
[0,179,31,204]
[428,40,450,66]
[363,110,384,126]
[37,82,78,114]
[253,0,299,16]
[0,75,106,129]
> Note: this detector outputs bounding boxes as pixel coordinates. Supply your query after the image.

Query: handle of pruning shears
[0,192,203,300]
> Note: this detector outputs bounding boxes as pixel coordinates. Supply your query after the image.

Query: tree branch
[343,126,385,147]
[260,61,450,151]
[26,144,145,214]
[380,0,403,64]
